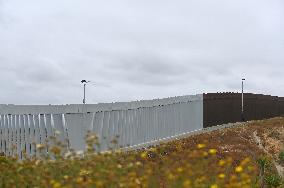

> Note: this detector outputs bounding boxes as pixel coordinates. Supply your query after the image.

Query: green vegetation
[1,117,284,187]
[278,151,284,164]
[0,134,259,188]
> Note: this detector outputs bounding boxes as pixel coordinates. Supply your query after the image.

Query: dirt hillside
[178,117,284,176]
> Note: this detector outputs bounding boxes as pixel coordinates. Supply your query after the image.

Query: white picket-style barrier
[0,94,203,158]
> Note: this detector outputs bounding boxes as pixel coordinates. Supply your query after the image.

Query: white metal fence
[0,94,203,158]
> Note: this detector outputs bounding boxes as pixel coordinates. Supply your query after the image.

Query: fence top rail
[0,94,203,115]
[203,93,281,100]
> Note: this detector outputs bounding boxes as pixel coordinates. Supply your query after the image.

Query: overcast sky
[0,0,283,104]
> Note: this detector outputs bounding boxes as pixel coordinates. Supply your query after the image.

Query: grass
[1,117,284,187]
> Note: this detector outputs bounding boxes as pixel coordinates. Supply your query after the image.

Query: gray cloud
[0,0,284,104]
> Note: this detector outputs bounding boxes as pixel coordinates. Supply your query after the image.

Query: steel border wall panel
[34,115,41,148]
[4,115,8,155]
[117,110,123,148]
[141,108,147,143]
[45,114,53,143]
[39,114,47,143]
[167,104,173,137]
[34,115,40,158]
[133,108,139,145]
[108,111,115,149]
[0,115,3,153]
[125,110,131,147]
[113,111,119,148]
[124,110,130,147]
[93,111,104,149]
[132,109,137,145]
[135,108,140,145]
[185,102,192,132]
[101,111,110,151]
[118,110,125,147]
[142,108,147,142]
[53,114,66,144]
[39,114,47,156]
[65,113,84,151]
[28,114,35,156]
[10,115,15,156]
[0,116,2,153]
[19,115,25,158]
[92,112,100,150]
[23,115,30,156]
[15,115,21,158]
[172,104,178,135]
[137,108,143,144]
[65,113,93,151]
[157,106,162,139]
[97,111,105,149]
[7,115,12,156]
[130,109,135,146]
[148,107,153,142]
[153,106,158,140]
[130,109,134,146]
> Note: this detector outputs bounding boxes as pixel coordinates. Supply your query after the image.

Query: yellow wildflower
[202,151,208,157]
[140,152,148,159]
[52,182,61,188]
[218,173,225,179]
[197,143,206,149]
[36,144,45,149]
[209,149,217,155]
[218,160,226,166]
[76,177,84,184]
[167,173,175,180]
[79,169,91,176]
[177,167,183,173]
[183,180,191,187]
[235,166,243,173]
[50,146,61,155]
[240,157,251,166]
[95,181,104,187]
[210,184,218,188]
[50,180,61,188]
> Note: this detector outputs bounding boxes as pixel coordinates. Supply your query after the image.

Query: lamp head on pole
[81,80,90,84]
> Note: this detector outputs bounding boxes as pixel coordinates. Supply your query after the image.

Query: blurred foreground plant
[0,132,271,188]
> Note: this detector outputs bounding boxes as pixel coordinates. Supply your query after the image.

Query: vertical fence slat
[28,114,35,156]
[0,115,3,153]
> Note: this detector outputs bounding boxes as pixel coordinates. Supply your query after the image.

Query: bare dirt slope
[178,117,284,176]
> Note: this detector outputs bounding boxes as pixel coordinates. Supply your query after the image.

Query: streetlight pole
[83,83,86,104]
[241,78,245,121]
[81,80,90,104]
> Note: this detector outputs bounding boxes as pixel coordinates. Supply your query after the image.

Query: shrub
[265,174,282,188]
[278,151,284,164]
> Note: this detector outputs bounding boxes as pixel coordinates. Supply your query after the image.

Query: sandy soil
[177,117,284,176]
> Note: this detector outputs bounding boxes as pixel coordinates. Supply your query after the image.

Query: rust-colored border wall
[203,93,284,128]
